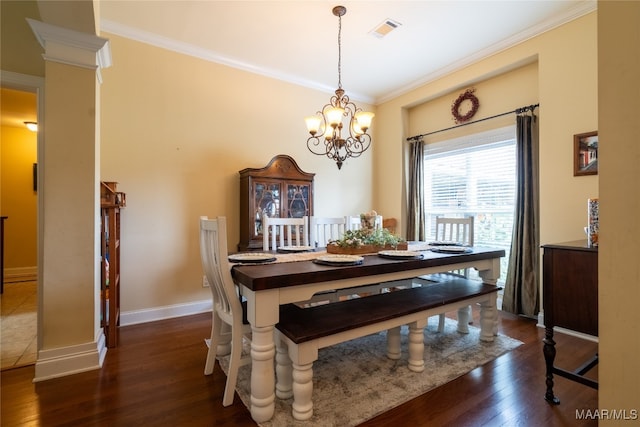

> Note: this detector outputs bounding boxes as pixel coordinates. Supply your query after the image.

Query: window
[424,126,516,285]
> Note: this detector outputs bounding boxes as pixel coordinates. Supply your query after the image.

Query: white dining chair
[262,215,310,251]
[435,216,475,246]
[309,216,347,248]
[200,216,252,407]
[346,215,383,231]
[420,216,475,332]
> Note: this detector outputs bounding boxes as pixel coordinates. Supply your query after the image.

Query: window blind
[424,125,516,284]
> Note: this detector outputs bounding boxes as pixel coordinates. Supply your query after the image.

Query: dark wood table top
[232,246,505,292]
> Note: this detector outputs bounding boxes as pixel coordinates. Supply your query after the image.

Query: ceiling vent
[369,18,402,38]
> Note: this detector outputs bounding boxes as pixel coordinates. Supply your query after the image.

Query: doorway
[1,77,42,370]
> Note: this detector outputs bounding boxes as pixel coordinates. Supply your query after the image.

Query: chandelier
[305,5,375,170]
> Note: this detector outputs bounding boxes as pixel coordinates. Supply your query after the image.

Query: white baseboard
[537,311,544,328]
[536,311,598,343]
[31,300,211,381]
[4,266,37,282]
[120,299,212,326]
[34,332,107,382]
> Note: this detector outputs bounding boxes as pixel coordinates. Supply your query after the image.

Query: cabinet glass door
[254,182,281,236]
[287,184,310,218]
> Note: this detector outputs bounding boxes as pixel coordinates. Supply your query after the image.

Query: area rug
[215,316,523,426]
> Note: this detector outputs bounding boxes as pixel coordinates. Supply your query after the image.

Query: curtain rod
[406,103,539,142]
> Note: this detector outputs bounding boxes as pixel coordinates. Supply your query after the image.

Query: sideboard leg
[543,326,560,404]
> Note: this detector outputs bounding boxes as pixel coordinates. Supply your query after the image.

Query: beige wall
[0,124,38,272]
[375,12,598,248]
[100,34,376,313]
[0,0,44,77]
[598,1,640,420]
[408,61,538,142]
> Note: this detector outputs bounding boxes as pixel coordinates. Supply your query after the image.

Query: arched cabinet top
[239,154,315,181]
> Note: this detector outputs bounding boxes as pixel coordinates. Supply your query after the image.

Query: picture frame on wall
[573,131,598,176]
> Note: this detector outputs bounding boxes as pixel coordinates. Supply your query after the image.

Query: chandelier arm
[306,136,332,156]
[343,135,371,157]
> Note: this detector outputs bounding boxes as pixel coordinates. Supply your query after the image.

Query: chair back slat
[310,216,347,247]
[262,215,309,250]
[434,216,474,246]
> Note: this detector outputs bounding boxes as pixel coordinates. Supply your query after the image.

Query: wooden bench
[274,277,501,421]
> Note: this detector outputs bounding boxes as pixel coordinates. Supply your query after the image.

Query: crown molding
[27,19,112,82]
[100,19,373,104]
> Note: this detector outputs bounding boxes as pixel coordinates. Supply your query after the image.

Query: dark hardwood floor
[1,310,597,426]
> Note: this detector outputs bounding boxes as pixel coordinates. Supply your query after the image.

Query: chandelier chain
[337,12,342,90]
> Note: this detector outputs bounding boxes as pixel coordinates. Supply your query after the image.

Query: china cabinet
[238,155,314,251]
[100,181,126,348]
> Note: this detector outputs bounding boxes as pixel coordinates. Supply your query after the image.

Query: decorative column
[27,18,112,381]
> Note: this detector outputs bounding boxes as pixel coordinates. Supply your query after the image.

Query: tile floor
[1,280,37,370]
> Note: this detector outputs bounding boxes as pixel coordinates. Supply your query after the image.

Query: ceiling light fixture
[24,121,38,132]
[305,5,374,170]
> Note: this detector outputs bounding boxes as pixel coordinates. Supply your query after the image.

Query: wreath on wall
[451,88,479,124]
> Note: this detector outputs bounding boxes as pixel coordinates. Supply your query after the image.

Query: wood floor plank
[1,311,597,426]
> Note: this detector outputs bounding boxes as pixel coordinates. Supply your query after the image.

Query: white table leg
[408,319,427,372]
[478,259,501,336]
[250,325,276,422]
[386,326,401,360]
[456,305,471,334]
[479,296,497,342]
[275,335,293,399]
[292,362,314,421]
[216,322,232,356]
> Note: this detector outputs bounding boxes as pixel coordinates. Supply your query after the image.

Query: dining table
[230,243,505,423]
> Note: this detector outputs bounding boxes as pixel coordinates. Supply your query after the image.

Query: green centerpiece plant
[326,211,407,254]
[329,228,404,249]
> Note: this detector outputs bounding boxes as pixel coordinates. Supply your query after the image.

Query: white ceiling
[100,0,596,104]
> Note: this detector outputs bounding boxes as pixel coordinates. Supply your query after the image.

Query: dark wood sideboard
[542,240,598,404]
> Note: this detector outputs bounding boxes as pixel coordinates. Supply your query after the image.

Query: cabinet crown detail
[238,154,315,180]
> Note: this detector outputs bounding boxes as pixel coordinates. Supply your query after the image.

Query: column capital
[27,18,111,82]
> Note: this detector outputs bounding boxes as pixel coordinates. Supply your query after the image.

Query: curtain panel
[407,139,426,241]
[502,112,540,316]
